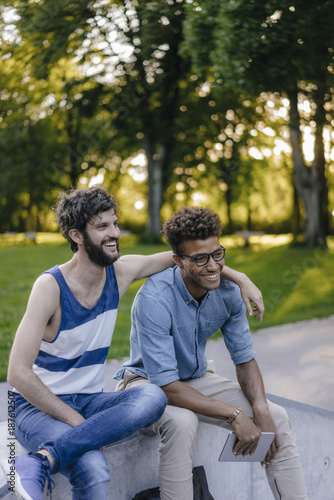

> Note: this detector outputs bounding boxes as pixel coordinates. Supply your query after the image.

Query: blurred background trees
[0,0,333,245]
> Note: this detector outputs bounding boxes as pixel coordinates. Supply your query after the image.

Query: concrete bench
[0,395,333,499]
[236,231,264,247]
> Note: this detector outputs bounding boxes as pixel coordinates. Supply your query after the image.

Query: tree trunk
[219,153,238,234]
[312,83,329,241]
[246,200,252,231]
[287,89,327,247]
[67,108,81,189]
[144,135,164,238]
[26,203,34,232]
[291,184,301,236]
[225,184,233,234]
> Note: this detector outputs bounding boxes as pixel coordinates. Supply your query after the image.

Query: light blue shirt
[114,266,256,386]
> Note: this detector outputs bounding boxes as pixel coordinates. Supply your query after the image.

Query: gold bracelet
[226,406,242,424]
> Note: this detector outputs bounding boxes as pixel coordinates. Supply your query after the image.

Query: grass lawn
[0,233,333,382]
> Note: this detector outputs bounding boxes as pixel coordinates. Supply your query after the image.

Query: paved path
[1,315,333,421]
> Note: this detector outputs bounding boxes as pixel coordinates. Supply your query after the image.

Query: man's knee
[131,383,168,424]
[268,400,300,458]
[269,401,290,428]
[156,406,199,442]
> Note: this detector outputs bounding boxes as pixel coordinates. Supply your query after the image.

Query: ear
[68,229,84,246]
[173,253,184,269]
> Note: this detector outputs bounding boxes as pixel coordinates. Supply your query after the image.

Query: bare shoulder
[113,255,144,298]
[33,271,60,294]
[28,272,60,314]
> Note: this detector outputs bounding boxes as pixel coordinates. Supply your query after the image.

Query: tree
[0,22,62,231]
[5,0,195,237]
[183,0,334,246]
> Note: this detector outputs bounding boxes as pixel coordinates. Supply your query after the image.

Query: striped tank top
[32,265,119,395]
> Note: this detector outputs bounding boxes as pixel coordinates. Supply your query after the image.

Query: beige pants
[116,363,308,500]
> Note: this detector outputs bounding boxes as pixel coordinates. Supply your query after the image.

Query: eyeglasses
[178,245,226,267]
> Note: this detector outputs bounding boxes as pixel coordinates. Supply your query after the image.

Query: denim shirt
[114,266,256,386]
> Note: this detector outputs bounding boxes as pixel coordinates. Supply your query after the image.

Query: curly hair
[54,186,119,252]
[162,207,222,254]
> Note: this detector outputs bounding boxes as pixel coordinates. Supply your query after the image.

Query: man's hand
[231,411,262,457]
[220,267,264,320]
[238,274,264,321]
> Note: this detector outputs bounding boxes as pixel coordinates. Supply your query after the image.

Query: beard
[83,232,120,267]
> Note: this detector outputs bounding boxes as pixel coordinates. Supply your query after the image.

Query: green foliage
[184,0,334,94]
[0,0,333,241]
[0,236,333,381]
[8,0,94,76]
[182,0,334,245]
[0,119,62,231]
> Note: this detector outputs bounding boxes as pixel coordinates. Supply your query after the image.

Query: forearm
[236,359,269,413]
[161,380,235,420]
[221,265,246,285]
[236,359,280,461]
[9,368,84,427]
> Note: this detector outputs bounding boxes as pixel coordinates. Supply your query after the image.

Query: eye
[212,249,225,261]
[195,255,207,265]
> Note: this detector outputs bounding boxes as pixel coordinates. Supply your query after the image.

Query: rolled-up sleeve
[134,292,180,386]
[221,294,256,365]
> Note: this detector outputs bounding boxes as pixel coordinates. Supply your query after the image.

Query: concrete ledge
[0,395,333,499]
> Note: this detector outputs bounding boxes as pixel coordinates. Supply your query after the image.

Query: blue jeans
[14,384,167,499]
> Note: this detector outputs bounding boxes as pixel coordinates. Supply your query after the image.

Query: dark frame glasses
[178,245,226,267]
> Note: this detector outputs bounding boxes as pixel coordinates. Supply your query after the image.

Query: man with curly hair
[115,207,308,500]
[2,190,263,500]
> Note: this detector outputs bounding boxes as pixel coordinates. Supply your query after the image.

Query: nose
[206,255,222,270]
[109,225,120,238]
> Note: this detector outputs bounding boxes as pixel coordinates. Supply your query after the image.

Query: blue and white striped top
[33,265,119,395]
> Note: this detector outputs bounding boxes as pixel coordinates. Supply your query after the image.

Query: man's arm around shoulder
[114,251,174,298]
